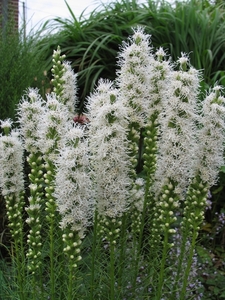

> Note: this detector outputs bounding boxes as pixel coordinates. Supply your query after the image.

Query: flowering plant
[1,28,225,300]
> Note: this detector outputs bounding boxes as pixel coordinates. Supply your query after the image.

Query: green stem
[90,211,98,300]
[157,231,169,300]
[132,185,151,296]
[68,263,74,300]
[176,176,207,299]
[170,236,186,299]
[32,275,36,300]
[6,192,26,300]
[110,239,115,300]
[49,219,55,300]
[118,213,127,292]
[14,240,25,300]
[180,230,198,299]
[131,231,139,297]
[45,161,58,300]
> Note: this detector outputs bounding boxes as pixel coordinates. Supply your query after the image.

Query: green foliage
[145,0,225,88]
[197,245,225,300]
[0,21,48,121]
[36,0,225,110]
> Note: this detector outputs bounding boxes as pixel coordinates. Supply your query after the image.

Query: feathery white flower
[17,88,45,153]
[87,80,132,218]
[61,61,78,114]
[37,93,71,161]
[117,27,153,127]
[194,86,225,186]
[1,119,13,130]
[54,125,92,237]
[154,55,201,196]
[0,129,24,196]
[131,178,145,211]
[147,47,172,117]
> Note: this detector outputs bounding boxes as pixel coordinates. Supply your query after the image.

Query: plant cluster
[1,28,225,300]
[36,0,225,111]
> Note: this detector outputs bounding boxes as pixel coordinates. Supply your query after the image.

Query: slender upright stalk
[169,234,187,299]
[50,220,55,299]
[180,231,198,300]
[68,262,76,300]
[61,228,83,300]
[149,181,178,299]
[90,211,98,300]
[117,213,128,293]
[5,193,25,299]
[174,177,208,299]
[156,232,169,300]
[109,238,116,300]
[45,161,57,300]
[14,228,25,300]
[130,191,147,297]
[26,152,44,281]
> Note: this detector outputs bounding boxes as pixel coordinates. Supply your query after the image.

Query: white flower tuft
[61,61,78,114]
[194,86,225,186]
[117,27,153,127]
[17,88,45,153]
[154,55,201,196]
[87,79,132,218]
[131,177,145,211]
[37,93,72,161]
[0,129,24,196]
[54,125,93,237]
[147,47,172,118]
[0,119,13,130]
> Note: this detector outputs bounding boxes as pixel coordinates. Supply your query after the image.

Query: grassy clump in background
[36,0,225,111]
[0,19,49,121]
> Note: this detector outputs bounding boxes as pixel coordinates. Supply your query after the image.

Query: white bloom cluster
[0,118,13,130]
[194,86,225,186]
[117,27,153,127]
[54,125,93,237]
[17,88,45,153]
[37,94,71,161]
[0,126,24,196]
[87,80,132,218]
[141,48,172,204]
[53,47,65,60]
[131,177,145,212]
[117,28,172,124]
[147,47,172,117]
[61,61,78,114]
[154,55,201,196]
